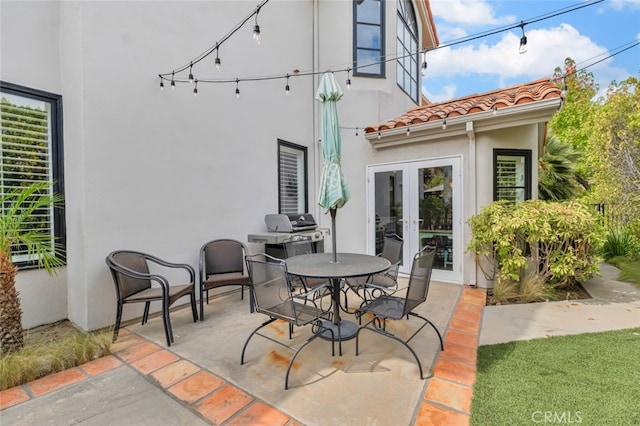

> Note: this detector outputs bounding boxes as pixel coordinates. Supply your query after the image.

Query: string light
[159,77,164,90]
[518,21,528,54]
[493,105,498,115]
[253,6,261,44]
[355,127,359,136]
[215,45,221,72]
[157,0,628,98]
[442,116,447,130]
[377,131,381,139]
[188,62,194,84]
[235,79,240,99]
[193,80,198,96]
[171,72,175,90]
[285,74,290,95]
[406,126,411,136]
[421,51,428,75]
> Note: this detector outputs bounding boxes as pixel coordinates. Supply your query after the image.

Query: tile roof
[365,78,561,133]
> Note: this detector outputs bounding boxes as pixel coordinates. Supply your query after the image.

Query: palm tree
[539,135,582,201]
[0,182,65,354]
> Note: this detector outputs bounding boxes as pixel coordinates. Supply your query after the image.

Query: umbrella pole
[330,207,337,263]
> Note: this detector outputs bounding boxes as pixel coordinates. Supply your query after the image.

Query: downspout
[466,121,477,287]
[312,0,320,220]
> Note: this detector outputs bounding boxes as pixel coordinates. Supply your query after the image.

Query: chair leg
[161,298,173,346]
[241,318,277,365]
[113,301,123,342]
[190,289,198,322]
[142,302,150,325]
[285,326,334,390]
[409,312,444,350]
[199,286,205,321]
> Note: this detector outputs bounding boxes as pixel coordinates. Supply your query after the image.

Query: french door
[366,157,462,283]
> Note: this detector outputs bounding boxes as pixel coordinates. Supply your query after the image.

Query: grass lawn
[470,328,640,426]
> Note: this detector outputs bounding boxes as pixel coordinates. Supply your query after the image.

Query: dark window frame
[396,0,420,104]
[278,139,309,214]
[493,148,532,202]
[0,81,66,269]
[353,0,386,78]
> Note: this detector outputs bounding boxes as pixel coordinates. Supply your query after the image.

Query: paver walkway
[1,286,486,425]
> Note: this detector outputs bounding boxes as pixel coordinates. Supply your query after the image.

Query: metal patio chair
[241,253,335,390]
[199,238,252,321]
[106,250,198,346]
[343,234,403,311]
[355,248,443,379]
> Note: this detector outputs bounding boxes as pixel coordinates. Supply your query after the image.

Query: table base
[319,319,358,341]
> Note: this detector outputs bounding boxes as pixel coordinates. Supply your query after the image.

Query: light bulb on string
[442,118,447,130]
[493,105,498,115]
[215,45,221,72]
[421,51,428,75]
[518,22,528,54]
[188,62,194,84]
[193,80,198,97]
[171,72,175,90]
[285,74,290,96]
[346,68,351,91]
[235,79,240,99]
[406,126,411,137]
[159,77,164,91]
[355,127,359,137]
[253,7,261,44]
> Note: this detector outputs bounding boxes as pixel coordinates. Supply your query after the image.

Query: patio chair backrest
[381,234,403,265]
[246,255,297,323]
[403,249,436,315]
[109,251,152,299]
[203,239,246,275]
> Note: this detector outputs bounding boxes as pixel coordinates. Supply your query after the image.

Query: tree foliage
[538,134,582,201]
[588,77,640,218]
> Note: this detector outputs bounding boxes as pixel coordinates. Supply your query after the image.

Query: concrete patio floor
[1,280,486,425]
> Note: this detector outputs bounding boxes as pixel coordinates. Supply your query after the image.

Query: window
[493,149,531,202]
[353,0,385,77]
[397,0,419,103]
[278,140,308,214]
[0,82,65,266]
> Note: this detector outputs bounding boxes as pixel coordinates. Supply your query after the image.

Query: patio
[1,280,486,425]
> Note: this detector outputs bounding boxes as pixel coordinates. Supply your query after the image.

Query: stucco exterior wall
[2,0,427,330]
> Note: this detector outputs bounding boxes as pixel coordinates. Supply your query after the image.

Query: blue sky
[423,0,640,102]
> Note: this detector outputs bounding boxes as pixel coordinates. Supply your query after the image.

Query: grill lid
[265,213,317,232]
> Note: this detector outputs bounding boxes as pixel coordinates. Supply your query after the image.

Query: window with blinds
[278,140,308,214]
[493,149,531,203]
[1,82,65,265]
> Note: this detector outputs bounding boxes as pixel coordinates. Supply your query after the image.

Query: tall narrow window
[278,140,308,214]
[396,0,419,103]
[0,81,66,266]
[494,149,531,202]
[353,0,385,77]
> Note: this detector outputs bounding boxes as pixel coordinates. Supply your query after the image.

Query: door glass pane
[418,166,454,271]
[374,170,403,255]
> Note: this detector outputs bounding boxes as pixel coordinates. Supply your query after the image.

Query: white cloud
[426,24,610,84]
[429,0,515,25]
[423,83,458,103]
[609,0,640,10]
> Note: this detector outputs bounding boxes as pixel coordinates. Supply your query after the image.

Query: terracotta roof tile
[365,78,561,133]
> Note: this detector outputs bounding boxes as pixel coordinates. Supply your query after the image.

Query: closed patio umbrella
[316,72,350,263]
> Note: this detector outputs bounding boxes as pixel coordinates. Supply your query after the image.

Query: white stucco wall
[1,0,448,331]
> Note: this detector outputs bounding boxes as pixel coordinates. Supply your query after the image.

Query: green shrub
[468,200,605,287]
[602,225,640,259]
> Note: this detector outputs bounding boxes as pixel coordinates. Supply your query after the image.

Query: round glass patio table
[285,253,391,343]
